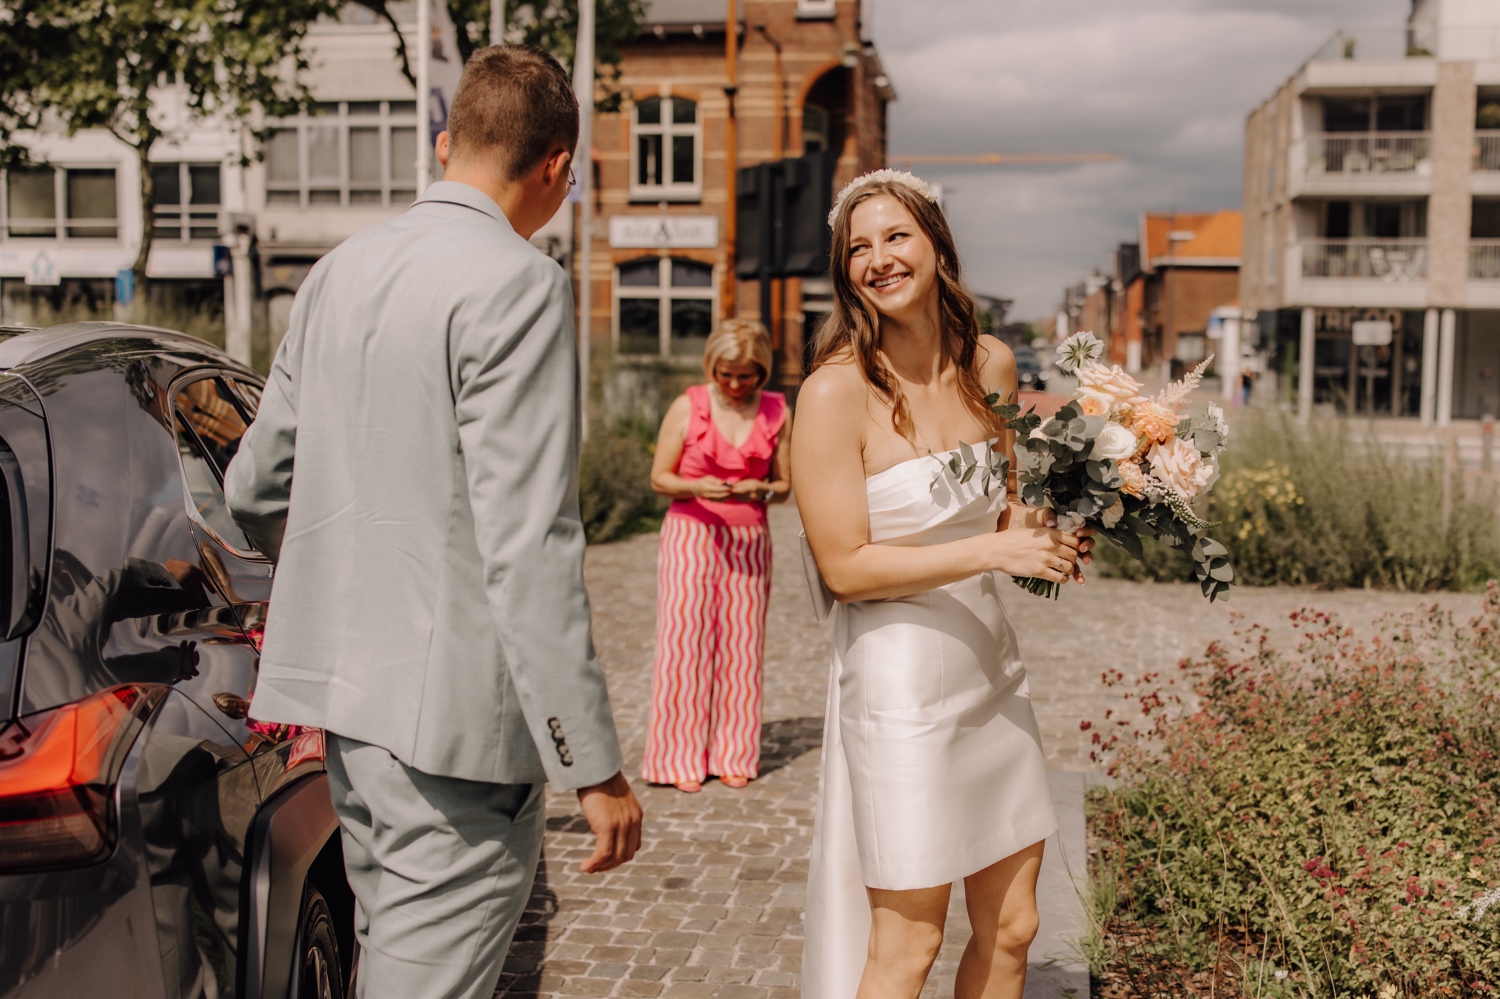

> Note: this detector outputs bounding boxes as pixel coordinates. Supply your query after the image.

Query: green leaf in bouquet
[1085,459,1112,483]
[948,454,962,477]
[1209,559,1234,582]
[1103,525,1146,561]
[959,440,976,467]
[1193,428,1223,453]
[1079,414,1107,439]
[1022,482,1048,507]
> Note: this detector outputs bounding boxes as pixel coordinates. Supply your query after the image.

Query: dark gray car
[0,323,354,999]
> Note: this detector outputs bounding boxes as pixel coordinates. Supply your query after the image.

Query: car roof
[0,322,256,379]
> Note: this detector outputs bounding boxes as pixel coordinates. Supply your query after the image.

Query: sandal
[720,775,750,789]
[674,780,703,793]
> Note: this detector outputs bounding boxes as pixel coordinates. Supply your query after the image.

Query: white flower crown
[827,169,940,228]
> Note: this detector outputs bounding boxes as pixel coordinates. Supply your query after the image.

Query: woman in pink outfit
[642,320,792,792]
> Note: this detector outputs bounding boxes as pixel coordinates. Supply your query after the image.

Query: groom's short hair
[447,45,579,181]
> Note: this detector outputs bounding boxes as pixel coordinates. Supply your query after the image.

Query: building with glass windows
[1241,0,1500,422]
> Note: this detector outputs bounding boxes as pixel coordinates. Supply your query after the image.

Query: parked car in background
[1013,344,1048,392]
[0,323,354,999]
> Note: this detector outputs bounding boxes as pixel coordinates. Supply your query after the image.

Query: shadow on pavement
[493,851,559,997]
[758,715,824,777]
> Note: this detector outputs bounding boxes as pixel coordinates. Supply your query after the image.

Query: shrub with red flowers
[1088,583,1500,996]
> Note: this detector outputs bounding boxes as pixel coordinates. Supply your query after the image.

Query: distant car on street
[0,323,354,999]
[1013,344,1048,393]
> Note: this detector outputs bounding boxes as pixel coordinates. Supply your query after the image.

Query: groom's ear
[435,131,452,172]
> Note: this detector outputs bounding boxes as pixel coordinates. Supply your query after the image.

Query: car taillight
[0,685,165,874]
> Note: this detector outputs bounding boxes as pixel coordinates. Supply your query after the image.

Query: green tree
[0,0,336,291]
[354,0,647,111]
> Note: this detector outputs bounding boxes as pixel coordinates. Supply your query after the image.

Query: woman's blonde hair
[702,318,774,388]
[810,177,997,444]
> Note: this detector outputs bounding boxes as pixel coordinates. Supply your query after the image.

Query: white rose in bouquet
[1090,422,1139,461]
[1146,437,1216,499]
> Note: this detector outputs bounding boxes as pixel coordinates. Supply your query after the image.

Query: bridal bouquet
[967,332,1234,601]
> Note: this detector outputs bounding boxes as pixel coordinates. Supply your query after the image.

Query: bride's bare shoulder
[974,334,1016,386]
[799,352,866,409]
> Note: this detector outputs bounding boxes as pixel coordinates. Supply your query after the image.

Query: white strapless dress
[801,446,1059,999]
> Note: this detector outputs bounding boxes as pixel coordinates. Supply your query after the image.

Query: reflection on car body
[0,324,354,999]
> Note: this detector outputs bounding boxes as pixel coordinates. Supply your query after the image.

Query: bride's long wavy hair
[810,177,998,445]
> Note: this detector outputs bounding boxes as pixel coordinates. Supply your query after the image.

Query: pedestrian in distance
[795,169,1093,999]
[641,319,792,793]
[223,45,642,999]
[1240,364,1257,407]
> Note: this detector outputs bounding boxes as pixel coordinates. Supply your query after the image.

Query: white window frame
[264,100,419,209]
[796,0,837,18]
[151,161,223,243]
[629,96,702,202]
[0,165,120,241]
[613,256,718,358]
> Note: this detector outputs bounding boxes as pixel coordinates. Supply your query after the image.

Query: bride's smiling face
[846,194,938,322]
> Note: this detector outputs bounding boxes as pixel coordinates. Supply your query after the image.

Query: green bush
[1088,590,1500,996]
[579,419,666,544]
[1096,414,1500,591]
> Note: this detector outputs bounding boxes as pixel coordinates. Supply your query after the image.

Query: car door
[167,371,325,800]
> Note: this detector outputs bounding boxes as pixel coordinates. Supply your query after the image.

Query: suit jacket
[224,181,622,790]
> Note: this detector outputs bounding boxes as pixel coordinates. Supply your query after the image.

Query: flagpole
[416,0,432,191]
[573,0,596,438]
[490,0,504,45]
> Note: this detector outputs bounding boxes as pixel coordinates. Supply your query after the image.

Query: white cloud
[869,0,1411,317]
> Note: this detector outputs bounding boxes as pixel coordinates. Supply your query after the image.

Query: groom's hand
[577,771,644,873]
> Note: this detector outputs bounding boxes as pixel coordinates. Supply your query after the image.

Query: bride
[794,170,1092,999]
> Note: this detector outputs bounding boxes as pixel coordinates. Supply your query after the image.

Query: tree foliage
[0,0,336,285]
[352,0,648,111]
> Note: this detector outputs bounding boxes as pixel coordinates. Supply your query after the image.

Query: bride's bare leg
[954,841,1045,999]
[856,883,951,999]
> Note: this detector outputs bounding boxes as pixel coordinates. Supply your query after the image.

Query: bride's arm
[793,363,1080,603]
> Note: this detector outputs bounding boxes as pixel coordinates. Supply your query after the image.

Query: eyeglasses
[568,166,577,188]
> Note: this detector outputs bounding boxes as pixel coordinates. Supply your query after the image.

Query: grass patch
[579,417,666,544]
[1095,413,1500,591]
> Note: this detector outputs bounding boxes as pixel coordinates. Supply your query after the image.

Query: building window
[796,0,837,18]
[632,97,700,200]
[264,100,419,209]
[802,105,830,153]
[1,166,118,240]
[615,257,715,357]
[152,162,222,242]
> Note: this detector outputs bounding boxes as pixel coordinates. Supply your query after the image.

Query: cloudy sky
[869,0,1409,321]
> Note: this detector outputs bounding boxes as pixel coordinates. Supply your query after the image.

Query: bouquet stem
[1012,575,1061,600]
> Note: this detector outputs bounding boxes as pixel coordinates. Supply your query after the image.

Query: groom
[225,45,642,999]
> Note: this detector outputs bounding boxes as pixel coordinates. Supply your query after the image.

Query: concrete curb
[1026,769,1090,998]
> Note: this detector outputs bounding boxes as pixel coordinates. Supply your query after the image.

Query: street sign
[1352,320,1393,346]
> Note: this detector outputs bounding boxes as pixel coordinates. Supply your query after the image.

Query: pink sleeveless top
[668,384,788,528]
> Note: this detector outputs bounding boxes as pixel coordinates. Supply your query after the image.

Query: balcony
[1306,25,1500,64]
[1291,132,1432,197]
[1302,239,1428,281]
[1473,240,1500,281]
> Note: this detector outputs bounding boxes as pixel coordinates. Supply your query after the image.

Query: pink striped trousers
[640,514,772,784]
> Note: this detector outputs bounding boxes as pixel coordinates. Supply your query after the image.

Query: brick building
[587,0,893,417]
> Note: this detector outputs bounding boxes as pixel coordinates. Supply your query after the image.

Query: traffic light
[734,151,836,280]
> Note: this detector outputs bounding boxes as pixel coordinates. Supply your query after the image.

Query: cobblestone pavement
[493,503,1485,999]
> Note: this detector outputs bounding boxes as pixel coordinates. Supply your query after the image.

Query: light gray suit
[225,180,622,998]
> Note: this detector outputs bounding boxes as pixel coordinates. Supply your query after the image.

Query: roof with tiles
[1141,210,1242,269]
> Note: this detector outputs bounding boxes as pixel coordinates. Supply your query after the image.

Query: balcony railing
[1476,132,1500,172]
[1301,239,1428,282]
[1473,240,1500,281]
[1307,132,1431,175]
[1306,25,1500,64]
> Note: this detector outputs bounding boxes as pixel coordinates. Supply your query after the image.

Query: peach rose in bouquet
[1146,437,1218,500]
[1076,363,1145,417]
[1130,400,1181,446]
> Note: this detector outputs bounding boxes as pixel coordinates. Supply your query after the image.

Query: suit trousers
[325,734,544,999]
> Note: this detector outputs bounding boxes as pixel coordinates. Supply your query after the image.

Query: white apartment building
[1242,0,1500,423]
[0,5,568,362]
